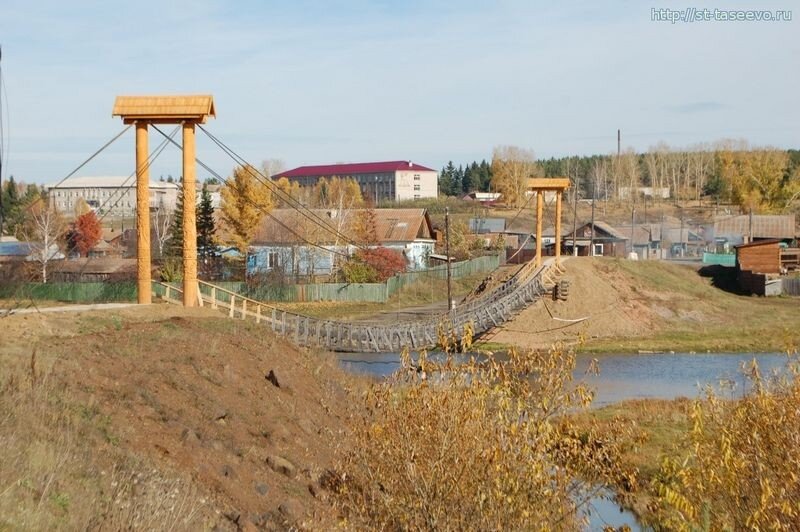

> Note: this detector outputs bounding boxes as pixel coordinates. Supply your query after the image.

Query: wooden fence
[213,254,502,303]
[783,277,800,296]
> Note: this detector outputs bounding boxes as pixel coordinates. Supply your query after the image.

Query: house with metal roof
[0,240,65,263]
[274,161,438,202]
[713,214,796,245]
[247,208,436,277]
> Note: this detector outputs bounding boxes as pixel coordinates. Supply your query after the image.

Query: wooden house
[735,239,781,274]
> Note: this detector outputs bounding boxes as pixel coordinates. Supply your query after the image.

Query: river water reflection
[337,351,792,531]
[337,351,791,406]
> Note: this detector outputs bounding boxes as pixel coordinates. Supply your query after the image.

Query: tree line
[440,143,800,214]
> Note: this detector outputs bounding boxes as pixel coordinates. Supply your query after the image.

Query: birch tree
[152,206,173,259]
[24,200,65,283]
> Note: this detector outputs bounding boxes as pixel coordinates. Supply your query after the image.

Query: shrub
[333,342,637,530]
[654,354,800,530]
[340,247,407,283]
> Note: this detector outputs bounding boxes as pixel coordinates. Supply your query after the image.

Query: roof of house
[715,214,796,239]
[251,208,434,246]
[0,241,34,257]
[0,241,65,261]
[275,161,436,178]
[734,238,783,249]
[621,226,655,246]
[48,176,179,190]
[584,221,628,240]
[469,218,506,234]
[54,258,137,274]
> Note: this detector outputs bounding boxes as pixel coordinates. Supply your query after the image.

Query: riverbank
[485,257,800,354]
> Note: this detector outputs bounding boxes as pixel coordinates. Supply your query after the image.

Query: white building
[274,160,438,202]
[48,176,180,216]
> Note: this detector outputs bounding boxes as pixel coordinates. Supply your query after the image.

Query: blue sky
[0,0,797,184]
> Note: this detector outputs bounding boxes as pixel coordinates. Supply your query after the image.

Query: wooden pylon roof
[112,95,216,124]
[527,177,571,191]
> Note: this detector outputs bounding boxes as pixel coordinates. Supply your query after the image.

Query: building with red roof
[274,160,438,202]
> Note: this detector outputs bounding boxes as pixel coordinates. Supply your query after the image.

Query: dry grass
[0,353,206,530]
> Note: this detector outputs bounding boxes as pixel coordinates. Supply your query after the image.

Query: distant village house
[247,208,436,277]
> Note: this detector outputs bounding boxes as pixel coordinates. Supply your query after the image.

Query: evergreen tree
[439,162,455,196]
[479,160,492,192]
[451,165,464,196]
[465,162,481,193]
[197,182,217,258]
[1,176,28,235]
[165,179,184,258]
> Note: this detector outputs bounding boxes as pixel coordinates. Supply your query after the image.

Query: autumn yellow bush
[654,355,800,530]
[334,343,638,531]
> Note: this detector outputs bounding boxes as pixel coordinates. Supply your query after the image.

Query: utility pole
[630,207,636,257]
[680,209,685,257]
[0,44,4,238]
[589,176,596,256]
[748,208,753,243]
[571,164,579,256]
[445,206,452,311]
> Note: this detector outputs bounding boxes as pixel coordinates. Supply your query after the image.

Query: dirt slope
[488,257,800,352]
[1,305,362,530]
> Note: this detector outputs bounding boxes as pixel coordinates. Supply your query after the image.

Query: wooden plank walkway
[152,258,563,353]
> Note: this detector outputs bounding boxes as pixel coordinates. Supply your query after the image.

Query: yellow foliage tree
[491,145,543,208]
[312,176,363,208]
[715,147,799,213]
[273,176,303,207]
[654,355,800,530]
[220,165,272,251]
[334,343,638,530]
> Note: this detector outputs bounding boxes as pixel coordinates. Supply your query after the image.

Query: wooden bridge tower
[527,178,570,266]
[112,95,216,307]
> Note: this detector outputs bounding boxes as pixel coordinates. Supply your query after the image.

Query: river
[336,351,793,531]
[337,351,791,406]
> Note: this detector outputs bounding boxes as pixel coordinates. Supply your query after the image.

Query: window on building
[593,244,604,256]
[414,174,420,180]
[414,184,421,191]
[267,251,280,269]
[414,194,420,199]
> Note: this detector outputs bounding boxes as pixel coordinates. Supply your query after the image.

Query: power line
[1,127,179,317]
[197,125,369,251]
[151,125,355,260]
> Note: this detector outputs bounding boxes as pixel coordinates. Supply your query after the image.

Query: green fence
[211,254,502,303]
[0,282,137,303]
[702,252,736,267]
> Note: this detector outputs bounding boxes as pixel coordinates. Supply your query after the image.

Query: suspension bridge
[152,256,567,352]
[3,94,572,352]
